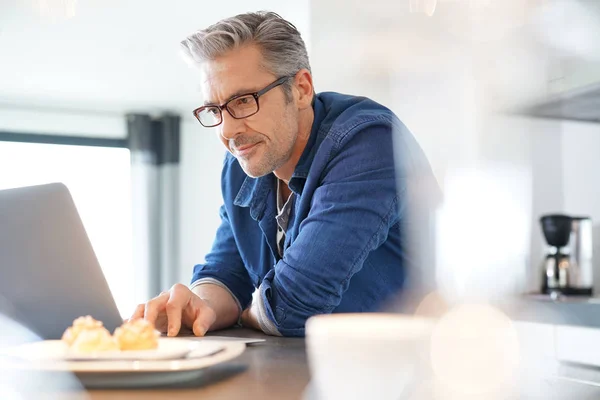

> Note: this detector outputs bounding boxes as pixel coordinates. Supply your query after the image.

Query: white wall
[561,121,600,221]
[178,121,225,285]
[476,114,565,294]
[561,121,600,292]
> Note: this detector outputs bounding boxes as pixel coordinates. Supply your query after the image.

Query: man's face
[200,45,299,178]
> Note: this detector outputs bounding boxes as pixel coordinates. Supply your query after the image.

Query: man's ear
[293,69,314,110]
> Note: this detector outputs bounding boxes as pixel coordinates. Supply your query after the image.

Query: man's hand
[130,283,216,337]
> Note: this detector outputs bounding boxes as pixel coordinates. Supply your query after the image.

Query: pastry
[61,315,104,346]
[114,319,159,351]
[69,327,119,353]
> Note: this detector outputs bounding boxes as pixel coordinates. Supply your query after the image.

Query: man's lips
[236,143,256,151]
[234,142,261,156]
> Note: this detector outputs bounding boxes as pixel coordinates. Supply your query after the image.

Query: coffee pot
[540,214,593,296]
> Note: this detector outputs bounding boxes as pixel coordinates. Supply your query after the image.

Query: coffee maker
[540,214,593,296]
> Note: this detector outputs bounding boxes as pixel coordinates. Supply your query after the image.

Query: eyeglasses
[193,76,293,128]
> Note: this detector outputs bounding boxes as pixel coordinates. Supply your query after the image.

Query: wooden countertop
[59,328,310,400]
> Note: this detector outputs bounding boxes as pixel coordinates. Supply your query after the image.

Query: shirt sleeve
[256,123,402,337]
[190,204,255,313]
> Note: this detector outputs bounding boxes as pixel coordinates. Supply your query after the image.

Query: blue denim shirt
[191,92,435,337]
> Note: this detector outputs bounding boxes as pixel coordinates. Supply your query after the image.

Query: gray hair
[180,11,311,101]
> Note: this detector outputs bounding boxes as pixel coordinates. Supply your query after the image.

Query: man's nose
[219,109,244,140]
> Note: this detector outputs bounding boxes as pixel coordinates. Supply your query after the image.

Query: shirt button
[278,227,282,232]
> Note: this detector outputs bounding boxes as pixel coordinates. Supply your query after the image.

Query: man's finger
[129,303,146,321]
[165,284,192,337]
[144,292,170,325]
[192,317,209,337]
[192,303,216,337]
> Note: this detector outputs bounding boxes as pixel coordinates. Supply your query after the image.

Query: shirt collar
[233,173,274,220]
[289,95,326,194]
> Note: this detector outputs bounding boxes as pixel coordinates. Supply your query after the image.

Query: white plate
[2,338,222,361]
[0,340,246,388]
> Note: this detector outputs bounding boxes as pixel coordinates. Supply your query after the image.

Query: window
[0,141,134,317]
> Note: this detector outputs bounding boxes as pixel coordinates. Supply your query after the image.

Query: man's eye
[207,108,219,115]
[235,97,251,106]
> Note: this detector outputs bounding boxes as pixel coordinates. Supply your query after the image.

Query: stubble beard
[241,110,298,178]
[241,136,295,178]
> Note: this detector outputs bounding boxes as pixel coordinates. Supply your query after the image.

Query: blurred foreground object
[0,313,88,399]
[306,314,434,400]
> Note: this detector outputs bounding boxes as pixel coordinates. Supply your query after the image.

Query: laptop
[0,183,123,340]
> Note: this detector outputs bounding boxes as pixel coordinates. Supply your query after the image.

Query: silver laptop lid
[0,183,123,339]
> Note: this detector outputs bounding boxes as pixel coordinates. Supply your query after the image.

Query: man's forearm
[241,301,261,331]
[191,283,240,331]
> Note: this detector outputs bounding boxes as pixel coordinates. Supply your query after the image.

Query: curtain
[127,113,181,305]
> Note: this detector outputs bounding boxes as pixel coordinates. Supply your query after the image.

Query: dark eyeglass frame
[192,75,293,127]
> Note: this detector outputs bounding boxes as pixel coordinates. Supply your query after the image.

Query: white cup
[305,313,435,400]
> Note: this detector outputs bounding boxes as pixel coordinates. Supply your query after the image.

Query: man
[132,11,438,337]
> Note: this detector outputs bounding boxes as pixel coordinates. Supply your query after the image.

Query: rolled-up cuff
[255,282,282,337]
[190,277,243,316]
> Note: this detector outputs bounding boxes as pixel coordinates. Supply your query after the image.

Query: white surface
[516,322,600,372]
[305,314,434,400]
[556,325,600,367]
[515,321,556,361]
[514,321,560,379]
[3,338,222,362]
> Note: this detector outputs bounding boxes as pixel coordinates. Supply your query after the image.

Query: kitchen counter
[501,294,600,328]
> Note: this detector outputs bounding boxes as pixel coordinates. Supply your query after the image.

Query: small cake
[61,315,104,346]
[69,327,119,353]
[114,319,159,351]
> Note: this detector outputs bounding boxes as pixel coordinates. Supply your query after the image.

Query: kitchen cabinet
[522,59,600,123]
[520,0,600,123]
